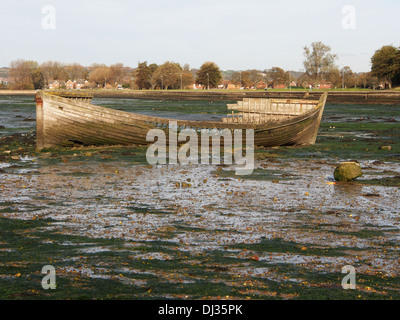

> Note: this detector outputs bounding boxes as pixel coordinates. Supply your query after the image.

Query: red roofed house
[65,80,75,90]
[220,80,239,90]
[77,80,90,89]
[49,80,66,89]
[256,81,267,90]
[193,83,204,90]
[318,82,332,89]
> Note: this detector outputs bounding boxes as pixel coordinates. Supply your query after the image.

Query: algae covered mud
[0,95,400,300]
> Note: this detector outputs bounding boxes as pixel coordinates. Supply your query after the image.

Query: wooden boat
[34,90,327,151]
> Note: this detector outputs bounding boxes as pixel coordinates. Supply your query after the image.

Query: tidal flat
[0,95,399,300]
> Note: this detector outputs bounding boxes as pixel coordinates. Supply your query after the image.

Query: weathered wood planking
[35,91,327,150]
[225,98,319,124]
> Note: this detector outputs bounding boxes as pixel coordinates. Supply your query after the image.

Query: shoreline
[0,90,36,95]
[1,89,400,104]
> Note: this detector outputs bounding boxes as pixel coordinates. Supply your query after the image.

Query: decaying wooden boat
[35,90,327,151]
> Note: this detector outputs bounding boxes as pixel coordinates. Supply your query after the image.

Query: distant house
[220,80,239,90]
[274,84,286,89]
[49,80,66,89]
[193,83,204,90]
[318,82,332,89]
[76,80,91,89]
[48,80,58,89]
[65,80,75,90]
[227,83,240,90]
[49,79,91,90]
[256,81,267,90]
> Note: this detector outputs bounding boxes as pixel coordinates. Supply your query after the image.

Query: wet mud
[0,96,399,300]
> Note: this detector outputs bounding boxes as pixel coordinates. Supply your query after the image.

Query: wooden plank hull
[35,91,327,150]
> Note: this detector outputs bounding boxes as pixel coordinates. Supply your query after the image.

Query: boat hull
[35,91,326,150]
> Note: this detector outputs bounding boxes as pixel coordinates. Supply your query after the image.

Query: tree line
[4,42,399,90]
[133,61,221,90]
[300,42,400,89]
[7,61,131,90]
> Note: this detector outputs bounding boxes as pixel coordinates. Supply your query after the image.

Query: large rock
[334,162,363,182]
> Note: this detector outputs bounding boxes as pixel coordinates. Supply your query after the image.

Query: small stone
[362,193,380,197]
[11,156,21,161]
[334,161,363,182]
[379,146,392,151]
[181,182,191,188]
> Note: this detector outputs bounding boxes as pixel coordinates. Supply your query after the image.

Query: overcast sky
[0,0,399,72]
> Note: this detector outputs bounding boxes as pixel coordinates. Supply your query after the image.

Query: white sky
[0,0,399,72]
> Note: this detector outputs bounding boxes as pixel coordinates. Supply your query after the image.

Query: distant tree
[249,69,265,85]
[340,66,356,88]
[134,61,153,90]
[31,67,45,89]
[348,72,379,89]
[232,71,252,88]
[146,63,159,89]
[325,68,342,88]
[357,72,368,89]
[220,70,236,82]
[267,67,287,87]
[366,72,380,89]
[297,72,313,88]
[353,73,362,88]
[108,63,128,86]
[196,62,222,89]
[178,64,194,89]
[89,63,107,71]
[231,72,241,87]
[303,41,338,84]
[64,63,88,81]
[371,45,400,89]
[89,67,111,88]
[393,73,400,88]
[9,60,33,89]
[152,61,182,90]
[285,71,294,86]
[148,63,158,74]
[148,74,159,90]
[9,59,44,90]
[40,61,68,84]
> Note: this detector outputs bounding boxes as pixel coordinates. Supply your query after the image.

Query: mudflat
[0,95,399,299]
